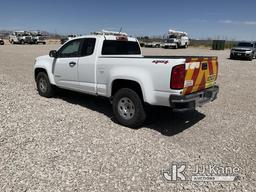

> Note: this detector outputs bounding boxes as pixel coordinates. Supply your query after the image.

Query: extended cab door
[77,38,97,94]
[54,39,83,89]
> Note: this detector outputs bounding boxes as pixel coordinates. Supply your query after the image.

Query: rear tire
[112,88,146,128]
[36,72,55,98]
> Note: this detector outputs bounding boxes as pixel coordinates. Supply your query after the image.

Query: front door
[54,39,83,89]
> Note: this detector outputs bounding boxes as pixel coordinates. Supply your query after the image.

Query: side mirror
[49,50,57,58]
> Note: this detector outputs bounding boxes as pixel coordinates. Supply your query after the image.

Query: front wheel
[36,72,55,98]
[112,88,146,128]
[248,54,253,61]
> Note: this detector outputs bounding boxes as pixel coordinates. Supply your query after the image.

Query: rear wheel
[36,72,55,98]
[112,88,146,128]
[20,40,25,45]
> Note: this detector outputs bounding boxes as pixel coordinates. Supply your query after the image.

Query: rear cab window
[102,40,141,55]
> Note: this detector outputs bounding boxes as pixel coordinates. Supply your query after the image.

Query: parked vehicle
[68,34,78,40]
[61,35,78,44]
[9,31,33,44]
[34,30,219,127]
[30,31,46,44]
[163,29,189,49]
[0,38,4,45]
[230,42,256,61]
[144,42,161,48]
[139,42,145,47]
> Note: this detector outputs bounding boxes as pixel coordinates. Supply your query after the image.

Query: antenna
[119,27,123,34]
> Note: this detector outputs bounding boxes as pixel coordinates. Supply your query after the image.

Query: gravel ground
[0,44,255,192]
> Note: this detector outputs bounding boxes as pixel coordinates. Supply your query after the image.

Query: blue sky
[1,0,256,40]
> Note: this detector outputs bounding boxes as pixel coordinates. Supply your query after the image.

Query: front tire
[112,88,146,128]
[248,54,253,61]
[36,72,55,98]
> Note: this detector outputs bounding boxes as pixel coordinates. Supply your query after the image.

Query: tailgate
[183,57,218,95]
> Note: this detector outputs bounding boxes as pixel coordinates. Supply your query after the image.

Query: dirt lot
[0,44,256,192]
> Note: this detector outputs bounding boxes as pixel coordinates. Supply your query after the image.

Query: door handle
[69,62,76,67]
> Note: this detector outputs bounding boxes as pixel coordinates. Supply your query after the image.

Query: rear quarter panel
[96,57,185,105]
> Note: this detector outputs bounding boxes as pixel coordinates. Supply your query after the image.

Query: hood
[36,55,51,61]
[232,47,253,51]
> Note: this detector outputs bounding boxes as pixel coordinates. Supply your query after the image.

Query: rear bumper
[169,86,219,112]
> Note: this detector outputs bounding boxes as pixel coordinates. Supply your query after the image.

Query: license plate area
[203,91,213,99]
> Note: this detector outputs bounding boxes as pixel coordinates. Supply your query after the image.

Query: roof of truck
[69,30,138,42]
[71,34,138,42]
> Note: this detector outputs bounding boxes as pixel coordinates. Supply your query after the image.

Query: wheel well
[111,79,144,100]
[34,68,47,80]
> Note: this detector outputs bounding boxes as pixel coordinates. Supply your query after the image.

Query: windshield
[169,35,177,39]
[237,42,253,47]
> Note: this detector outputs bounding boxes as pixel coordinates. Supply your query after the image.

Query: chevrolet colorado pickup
[34,31,219,127]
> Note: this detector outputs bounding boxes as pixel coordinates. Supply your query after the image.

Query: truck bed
[100,56,217,59]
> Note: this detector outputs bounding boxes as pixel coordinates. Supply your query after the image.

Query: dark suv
[230,42,256,61]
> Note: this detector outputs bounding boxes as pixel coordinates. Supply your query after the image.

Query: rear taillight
[170,64,185,89]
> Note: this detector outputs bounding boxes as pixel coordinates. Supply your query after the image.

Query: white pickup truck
[34,31,219,127]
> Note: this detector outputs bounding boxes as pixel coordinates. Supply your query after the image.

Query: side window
[58,39,82,58]
[81,38,96,57]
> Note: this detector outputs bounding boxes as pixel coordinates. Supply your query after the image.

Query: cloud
[219,20,234,24]
[243,21,256,25]
[219,20,256,25]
